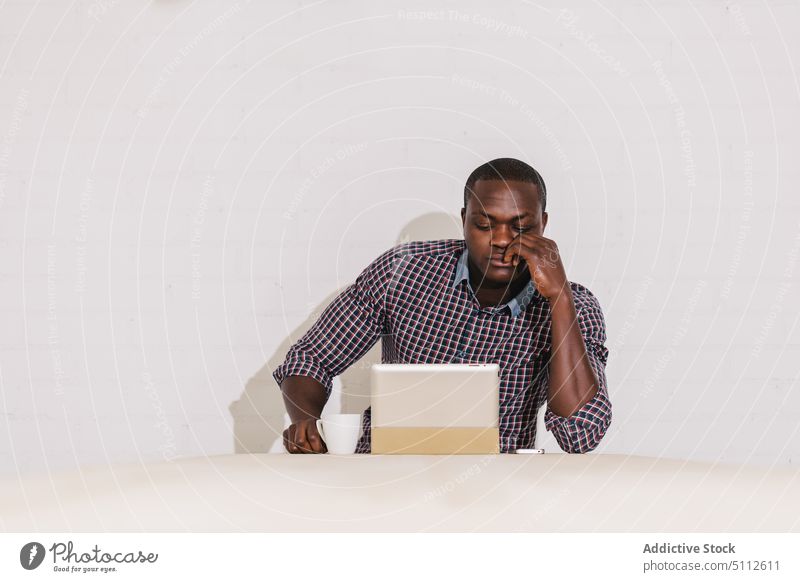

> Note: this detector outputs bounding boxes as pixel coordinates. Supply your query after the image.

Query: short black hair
[463,157,547,212]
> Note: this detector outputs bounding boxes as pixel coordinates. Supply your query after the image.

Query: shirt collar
[451,246,540,318]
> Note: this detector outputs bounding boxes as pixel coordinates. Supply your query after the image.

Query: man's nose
[489,225,514,246]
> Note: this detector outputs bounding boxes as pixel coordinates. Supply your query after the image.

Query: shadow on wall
[229,211,463,454]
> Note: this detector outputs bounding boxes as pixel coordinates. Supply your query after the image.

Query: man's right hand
[283,418,328,454]
[279,376,329,453]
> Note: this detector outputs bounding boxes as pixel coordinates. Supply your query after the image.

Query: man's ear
[542,211,549,233]
[461,207,466,228]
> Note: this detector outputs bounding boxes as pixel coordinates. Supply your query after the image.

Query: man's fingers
[502,233,537,264]
[284,421,329,454]
[504,238,559,267]
[293,422,312,453]
[502,237,522,264]
[284,425,298,454]
[306,423,325,453]
[503,241,534,265]
[283,428,290,453]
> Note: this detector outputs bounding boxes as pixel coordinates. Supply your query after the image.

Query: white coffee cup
[315,413,362,454]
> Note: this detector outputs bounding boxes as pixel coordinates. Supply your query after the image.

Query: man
[273,158,611,454]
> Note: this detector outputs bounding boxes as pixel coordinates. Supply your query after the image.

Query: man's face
[460,179,548,289]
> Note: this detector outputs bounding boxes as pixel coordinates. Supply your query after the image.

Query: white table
[1,454,797,531]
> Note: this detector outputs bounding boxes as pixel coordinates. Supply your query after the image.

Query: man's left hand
[502,233,570,303]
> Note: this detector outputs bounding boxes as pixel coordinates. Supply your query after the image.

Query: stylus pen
[514,448,545,454]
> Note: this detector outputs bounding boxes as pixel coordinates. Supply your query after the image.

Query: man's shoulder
[359,239,464,290]
[568,280,598,298]
[392,238,464,259]
[371,238,464,268]
[567,281,605,318]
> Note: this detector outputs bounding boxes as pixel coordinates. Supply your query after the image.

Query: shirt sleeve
[543,284,612,453]
[271,246,397,400]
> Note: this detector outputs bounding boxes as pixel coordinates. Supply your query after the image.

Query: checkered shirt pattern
[273,239,612,454]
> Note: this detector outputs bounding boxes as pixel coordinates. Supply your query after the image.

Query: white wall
[1,0,798,474]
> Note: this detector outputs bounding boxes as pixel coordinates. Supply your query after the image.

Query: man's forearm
[281,375,328,423]
[547,289,599,418]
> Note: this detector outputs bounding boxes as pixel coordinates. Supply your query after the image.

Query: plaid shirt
[273,239,612,454]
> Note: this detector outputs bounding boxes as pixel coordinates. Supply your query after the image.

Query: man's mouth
[488,255,514,269]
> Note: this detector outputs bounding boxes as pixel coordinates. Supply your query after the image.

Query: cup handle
[315,419,326,445]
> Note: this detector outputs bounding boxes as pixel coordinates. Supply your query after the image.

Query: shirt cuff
[272,357,334,398]
[543,391,611,453]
